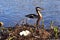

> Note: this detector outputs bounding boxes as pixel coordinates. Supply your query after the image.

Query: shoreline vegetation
[0,20,60,40]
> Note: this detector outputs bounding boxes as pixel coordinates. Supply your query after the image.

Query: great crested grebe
[25,7,43,26]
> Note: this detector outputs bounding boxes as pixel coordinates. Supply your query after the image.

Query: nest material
[12,26,51,40]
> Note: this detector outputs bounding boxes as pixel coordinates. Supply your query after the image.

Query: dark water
[0,0,60,28]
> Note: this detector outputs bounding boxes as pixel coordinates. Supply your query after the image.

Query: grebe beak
[36,7,44,11]
[39,8,44,11]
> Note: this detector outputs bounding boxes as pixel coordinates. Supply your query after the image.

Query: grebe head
[36,7,43,11]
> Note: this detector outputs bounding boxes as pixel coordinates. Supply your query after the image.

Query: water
[0,0,60,28]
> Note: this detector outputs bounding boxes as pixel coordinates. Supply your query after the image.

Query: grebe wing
[25,14,38,18]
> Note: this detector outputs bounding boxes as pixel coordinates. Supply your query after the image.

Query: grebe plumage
[25,14,38,18]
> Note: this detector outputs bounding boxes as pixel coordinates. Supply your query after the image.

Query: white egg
[19,30,31,36]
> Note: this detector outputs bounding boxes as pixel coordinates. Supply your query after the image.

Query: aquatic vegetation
[6,36,17,40]
[50,21,54,29]
[53,26,58,38]
[41,19,44,29]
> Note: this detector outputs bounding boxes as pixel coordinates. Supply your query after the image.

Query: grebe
[25,7,43,26]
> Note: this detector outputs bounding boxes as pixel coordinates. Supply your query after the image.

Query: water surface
[0,0,60,28]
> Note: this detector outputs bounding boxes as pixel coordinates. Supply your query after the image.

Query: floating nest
[0,24,59,40]
[6,24,51,40]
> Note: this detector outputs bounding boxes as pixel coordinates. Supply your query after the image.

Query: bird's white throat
[37,11,42,17]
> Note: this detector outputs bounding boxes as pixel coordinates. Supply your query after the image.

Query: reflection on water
[0,0,60,27]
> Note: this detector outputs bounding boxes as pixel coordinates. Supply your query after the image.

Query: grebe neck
[37,11,42,17]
